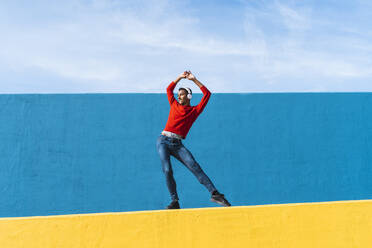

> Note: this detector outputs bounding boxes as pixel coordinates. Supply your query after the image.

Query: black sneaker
[166,200,180,209]
[211,192,231,207]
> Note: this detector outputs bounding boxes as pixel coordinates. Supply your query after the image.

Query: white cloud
[240,1,372,85]
[277,3,310,31]
[1,0,372,93]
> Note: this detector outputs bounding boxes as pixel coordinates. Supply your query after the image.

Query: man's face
[178,89,190,106]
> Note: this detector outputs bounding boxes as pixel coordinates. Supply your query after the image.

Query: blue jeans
[156,134,217,201]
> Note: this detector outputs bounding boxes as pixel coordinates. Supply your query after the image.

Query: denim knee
[162,166,173,175]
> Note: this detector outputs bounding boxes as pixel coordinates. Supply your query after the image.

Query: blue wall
[1,93,372,217]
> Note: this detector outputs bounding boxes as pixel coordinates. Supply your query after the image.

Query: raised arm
[167,72,188,105]
[186,71,211,114]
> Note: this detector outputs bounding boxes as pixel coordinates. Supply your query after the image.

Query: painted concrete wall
[1,200,372,248]
[1,93,372,217]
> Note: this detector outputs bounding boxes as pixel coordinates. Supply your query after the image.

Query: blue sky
[1,0,372,93]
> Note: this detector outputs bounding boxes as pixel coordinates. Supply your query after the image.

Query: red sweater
[163,81,211,139]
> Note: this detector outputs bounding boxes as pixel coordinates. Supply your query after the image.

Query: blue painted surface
[1,93,372,217]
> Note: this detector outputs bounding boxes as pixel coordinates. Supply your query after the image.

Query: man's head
[178,87,192,106]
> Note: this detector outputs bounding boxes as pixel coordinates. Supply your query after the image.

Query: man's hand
[174,71,189,84]
[185,70,204,88]
[174,71,204,88]
[185,70,196,81]
[180,71,190,79]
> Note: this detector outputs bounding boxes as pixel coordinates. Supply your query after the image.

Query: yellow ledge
[1,200,372,248]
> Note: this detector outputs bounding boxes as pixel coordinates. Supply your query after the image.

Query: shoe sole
[211,198,231,207]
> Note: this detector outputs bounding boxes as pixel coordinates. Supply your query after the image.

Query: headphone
[179,87,192,99]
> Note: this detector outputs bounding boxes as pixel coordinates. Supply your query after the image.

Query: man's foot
[211,191,231,207]
[166,200,180,209]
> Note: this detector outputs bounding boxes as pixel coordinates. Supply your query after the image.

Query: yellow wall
[1,200,372,248]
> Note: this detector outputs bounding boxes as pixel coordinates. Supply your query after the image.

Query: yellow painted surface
[1,200,372,248]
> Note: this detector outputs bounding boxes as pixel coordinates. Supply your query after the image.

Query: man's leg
[172,144,217,194]
[172,143,231,207]
[156,136,179,201]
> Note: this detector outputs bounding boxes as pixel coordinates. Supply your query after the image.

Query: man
[156,71,231,209]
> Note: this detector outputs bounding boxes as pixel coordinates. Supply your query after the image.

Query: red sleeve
[166,81,177,105]
[195,85,211,114]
